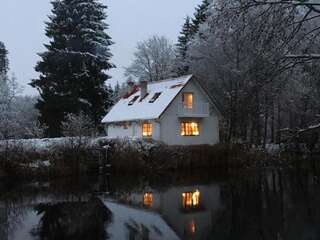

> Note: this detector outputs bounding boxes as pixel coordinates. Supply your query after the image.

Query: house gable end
[159,76,221,119]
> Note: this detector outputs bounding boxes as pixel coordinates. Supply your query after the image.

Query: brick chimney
[127,78,135,94]
[140,80,148,99]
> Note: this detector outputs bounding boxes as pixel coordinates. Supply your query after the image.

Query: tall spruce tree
[190,0,211,35]
[30,0,115,137]
[176,16,192,75]
[174,1,211,77]
[0,41,9,77]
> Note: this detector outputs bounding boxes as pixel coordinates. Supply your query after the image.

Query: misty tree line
[1,0,320,145]
[124,0,320,145]
[175,0,320,144]
[0,42,43,140]
[0,0,116,139]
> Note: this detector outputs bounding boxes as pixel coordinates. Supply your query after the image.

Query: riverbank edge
[0,137,301,178]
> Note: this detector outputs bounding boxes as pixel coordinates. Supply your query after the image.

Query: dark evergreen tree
[176,16,192,75]
[112,81,121,102]
[0,41,9,77]
[30,0,115,137]
[190,0,211,35]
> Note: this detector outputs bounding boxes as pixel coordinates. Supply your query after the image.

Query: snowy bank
[0,137,278,177]
[0,137,90,152]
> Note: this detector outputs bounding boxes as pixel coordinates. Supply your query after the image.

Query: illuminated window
[181,122,200,136]
[143,192,153,207]
[142,123,152,137]
[182,93,193,109]
[182,190,200,209]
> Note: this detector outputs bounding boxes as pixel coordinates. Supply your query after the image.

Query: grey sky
[0,0,201,96]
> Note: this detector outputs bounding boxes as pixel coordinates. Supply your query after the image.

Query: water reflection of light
[189,220,196,234]
[182,190,200,209]
[143,193,153,207]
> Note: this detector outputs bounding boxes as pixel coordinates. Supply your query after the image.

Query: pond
[0,170,320,240]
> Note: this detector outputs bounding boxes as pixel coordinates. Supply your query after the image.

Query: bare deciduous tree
[62,112,95,147]
[125,35,176,82]
[0,74,21,140]
[187,0,320,145]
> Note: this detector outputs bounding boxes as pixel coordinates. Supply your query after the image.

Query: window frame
[182,190,200,209]
[128,95,140,106]
[149,92,162,103]
[143,192,153,208]
[181,121,200,136]
[142,122,153,137]
[182,92,193,109]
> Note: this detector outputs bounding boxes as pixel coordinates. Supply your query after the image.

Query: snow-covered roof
[102,75,193,123]
[102,200,179,240]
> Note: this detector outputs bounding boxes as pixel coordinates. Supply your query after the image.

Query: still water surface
[0,171,320,240]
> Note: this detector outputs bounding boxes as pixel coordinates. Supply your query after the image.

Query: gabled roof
[102,75,193,123]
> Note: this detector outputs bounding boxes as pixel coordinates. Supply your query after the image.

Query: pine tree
[0,41,9,77]
[112,81,121,102]
[30,0,115,137]
[176,16,192,75]
[190,0,211,35]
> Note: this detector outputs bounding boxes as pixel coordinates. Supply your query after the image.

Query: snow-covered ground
[0,136,161,153]
[0,137,73,152]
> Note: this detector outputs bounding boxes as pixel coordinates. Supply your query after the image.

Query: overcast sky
[0,0,201,96]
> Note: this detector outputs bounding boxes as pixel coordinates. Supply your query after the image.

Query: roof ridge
[146,74,193,86]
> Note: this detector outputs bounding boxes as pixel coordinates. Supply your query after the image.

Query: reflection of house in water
[32,197,112,240]
[102,200,180,240]
[115,184,222,240]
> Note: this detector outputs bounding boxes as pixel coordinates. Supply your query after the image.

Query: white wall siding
[107,120,161,140]
[152,121,161,141]
[107,122,142,138]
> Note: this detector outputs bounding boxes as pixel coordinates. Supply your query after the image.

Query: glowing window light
[188,220,196,234]
[181,122,200,136]
[143,192,153,207]
[183,93,193,109]
[182,190,200,209]
[142,123,152,137]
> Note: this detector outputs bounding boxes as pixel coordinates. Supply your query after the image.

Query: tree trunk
[276,97,282,144]
[271,100,275,143]
[263,107,269,148]
[256,92,261,145]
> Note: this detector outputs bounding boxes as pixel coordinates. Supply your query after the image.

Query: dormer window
[182,93,193,109]
[128,96,139,106]
[149,92,162,103]
[140,93,149,102]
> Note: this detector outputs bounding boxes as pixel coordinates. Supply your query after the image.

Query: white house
[102,75,221,145]
[108,183,223,239]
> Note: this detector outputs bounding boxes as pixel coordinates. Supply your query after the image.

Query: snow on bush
[95,137,161,154]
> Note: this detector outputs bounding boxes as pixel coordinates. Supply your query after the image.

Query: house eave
[103,117,160,124]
